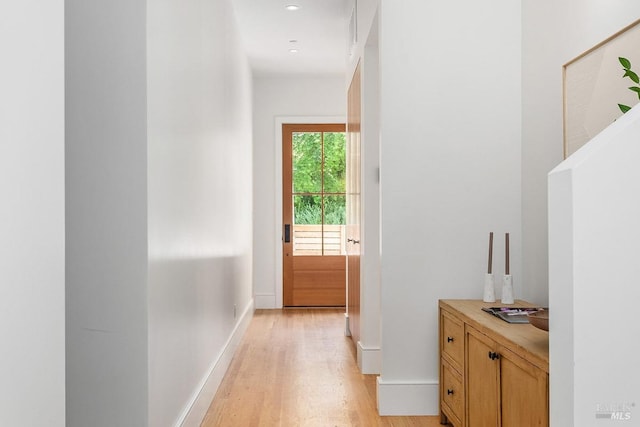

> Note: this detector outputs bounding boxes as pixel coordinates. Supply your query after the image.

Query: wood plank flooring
[201,309,444,427]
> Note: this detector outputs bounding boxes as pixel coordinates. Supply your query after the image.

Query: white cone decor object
[501,232,514,304]
[483,232,496,302]
[483,273,496,303]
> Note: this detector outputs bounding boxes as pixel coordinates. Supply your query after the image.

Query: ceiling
[232,0,350,76]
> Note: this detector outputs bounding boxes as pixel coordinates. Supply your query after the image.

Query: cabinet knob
[488,351,500,360]
[447,389,454,395]
[447,336,454,343]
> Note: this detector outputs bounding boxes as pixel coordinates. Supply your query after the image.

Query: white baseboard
[357,342,380,374]
[254,293,276,309]
[177,299,255,427]
[376,377,439,416]
[344,312,351,337]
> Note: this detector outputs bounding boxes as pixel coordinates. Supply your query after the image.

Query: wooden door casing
[346,61,362,342]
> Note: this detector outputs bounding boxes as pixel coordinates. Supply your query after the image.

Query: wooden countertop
[439,299,549,373]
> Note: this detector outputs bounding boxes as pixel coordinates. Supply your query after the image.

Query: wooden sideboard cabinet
[439,299,549,427]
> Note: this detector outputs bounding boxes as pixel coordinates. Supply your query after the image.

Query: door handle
[284,224,290,243]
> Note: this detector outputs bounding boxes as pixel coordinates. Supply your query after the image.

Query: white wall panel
[147,0,254,425]
[378,0,522,414]
[65,1,148,426]
[0,2,65,425]
[66,1,254,425]
[549,105,640,427]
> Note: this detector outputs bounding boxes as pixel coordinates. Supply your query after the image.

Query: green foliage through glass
[292,132,322,193]
[292,131,346,226]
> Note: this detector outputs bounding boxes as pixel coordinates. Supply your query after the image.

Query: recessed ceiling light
[289,48,299,54]
[285,4,300,11]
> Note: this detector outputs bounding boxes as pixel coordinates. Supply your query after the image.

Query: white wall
[65,1,149,426]
[147,0,254,425]
[524,3,640,426]
[549,105,640,427]
[66,1,254,426]
[346,0,378,82]
[253,74,346,309]
[0,2,65,426]
[522,1,640,305]
[357,14,382,374]
[377,0,522,415]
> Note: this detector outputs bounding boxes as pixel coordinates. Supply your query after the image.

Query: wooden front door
[283,123,346,307]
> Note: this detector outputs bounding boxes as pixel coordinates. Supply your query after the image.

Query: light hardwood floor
[201,309,445,427]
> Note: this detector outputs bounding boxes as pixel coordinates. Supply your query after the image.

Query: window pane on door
[290,130,346,256]
[323,195,345,225]
[323,132,346,193]
[292,132,322,193]
[293,195,322,256]
[324,195,346,255]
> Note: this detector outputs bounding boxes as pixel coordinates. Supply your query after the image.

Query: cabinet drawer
[441,310,464,368]
[442,360,464,424]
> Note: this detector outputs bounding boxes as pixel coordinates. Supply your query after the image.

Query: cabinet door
[499,346,548,427]
[466,327,500,427]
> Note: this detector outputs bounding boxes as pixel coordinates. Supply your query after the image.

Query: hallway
[201,309,442,426]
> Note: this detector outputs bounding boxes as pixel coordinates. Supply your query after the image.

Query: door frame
[274,115,345,308]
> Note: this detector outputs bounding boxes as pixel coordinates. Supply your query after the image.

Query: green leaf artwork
[624,69,640,84]
[618,56,640,113]
[618,104,632,113]
[620,57,632,69]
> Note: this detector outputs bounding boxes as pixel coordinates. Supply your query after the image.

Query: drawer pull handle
[447,389,454,395]
[447,336,454,343]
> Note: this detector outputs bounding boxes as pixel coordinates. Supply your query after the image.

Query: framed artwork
[563,19,640,158]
